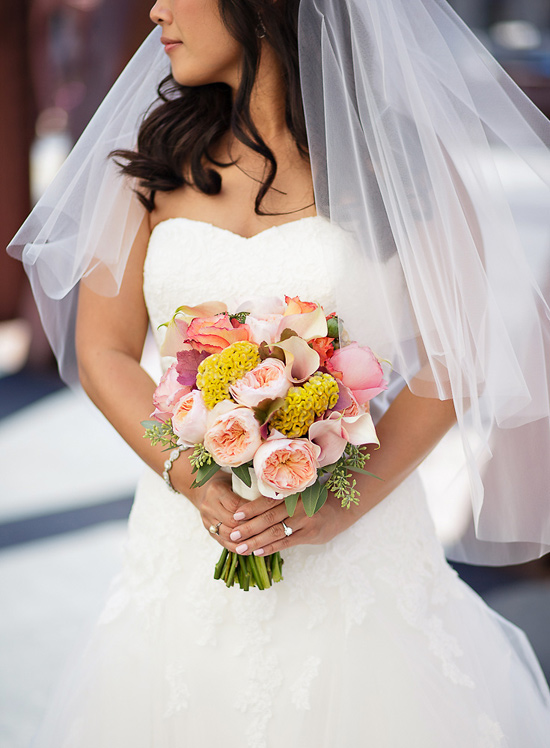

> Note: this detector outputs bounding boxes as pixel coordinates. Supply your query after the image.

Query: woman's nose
[150,2,172,25]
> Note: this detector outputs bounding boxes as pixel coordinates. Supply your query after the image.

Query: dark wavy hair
[112,0,307,214]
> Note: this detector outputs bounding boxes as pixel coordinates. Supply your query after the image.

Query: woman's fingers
[232,494,282,522]
[197,478,245,536]
[228,500,288,543]
[241,518,304,557]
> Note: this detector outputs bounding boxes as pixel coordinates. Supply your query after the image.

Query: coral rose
[284,296,317,315]
[326,342,387,404]
[186,315,250,354]
[171,390,208,447]
[151,363,191,422]
[309,336,335,365]
[204,407,262,467]
[253,438,321,500]
[230,359,290,408]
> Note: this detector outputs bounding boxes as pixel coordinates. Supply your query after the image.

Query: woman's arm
[75,216,245,541]
[225,385,457,556]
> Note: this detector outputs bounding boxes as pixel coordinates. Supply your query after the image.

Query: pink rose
[204,407,262,467]
[151,363,191,422]
[171,390,208,447]
[326,342,387,404]
[253,438,321,500]
[186,315,251,354]
[230,359,290,408]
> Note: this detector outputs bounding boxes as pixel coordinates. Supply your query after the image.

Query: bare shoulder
[149,187,191,231]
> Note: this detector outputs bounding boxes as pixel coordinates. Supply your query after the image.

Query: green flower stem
[239,559,250,591]
[247,554,265,590]
[222,552,232,583]
[271,552,283,583]
[226,551,239,588]
[214,547,284,590]
[255,555,272,589]
[214,548,228,580]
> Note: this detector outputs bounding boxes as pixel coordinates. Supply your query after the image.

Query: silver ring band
[209,521,222,535]
[282,520,293,537]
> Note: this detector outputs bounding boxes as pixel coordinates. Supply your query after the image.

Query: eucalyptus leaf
[232,464,253,488]
[312,483,329,514]
[284,493,300,517]
[301,482,322,517]
[191,461,222,488]
[141,420,161,430]
[348,466,383,480]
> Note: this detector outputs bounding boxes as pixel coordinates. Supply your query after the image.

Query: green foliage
[325,445,379,509]
[229,311,251,325]
[232,463,253,488]
[284,492,300,517]
[301,481,329,517]
[141,420,178,449]
[190,460,222,488]
[188,443,213,471]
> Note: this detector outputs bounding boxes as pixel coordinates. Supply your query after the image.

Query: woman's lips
[160,37,182,53]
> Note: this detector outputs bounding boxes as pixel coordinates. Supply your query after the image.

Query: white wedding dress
[35,216,550,747]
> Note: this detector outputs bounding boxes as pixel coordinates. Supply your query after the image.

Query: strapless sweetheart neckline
[149,214,322,242]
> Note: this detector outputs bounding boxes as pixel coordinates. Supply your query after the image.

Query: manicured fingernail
[253,548,264,556]
[235,543,248,554]
[233,511,246,521]
[230,530,241,541]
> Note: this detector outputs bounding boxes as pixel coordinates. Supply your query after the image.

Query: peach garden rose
[253,438,321,500]
[151,362,191,422]
[229,358,290,408]
[171,390,208,447]
[203,407,262,467]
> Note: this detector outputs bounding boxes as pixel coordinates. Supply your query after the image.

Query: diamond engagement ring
[209,522,222,535]
[282,521,293,537]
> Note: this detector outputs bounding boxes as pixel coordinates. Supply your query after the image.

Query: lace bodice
[143,215,402,360]
[144,216,338,338]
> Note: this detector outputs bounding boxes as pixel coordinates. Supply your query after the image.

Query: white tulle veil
[8,0,550,564]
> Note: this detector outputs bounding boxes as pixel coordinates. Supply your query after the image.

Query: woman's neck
[243,43,288,141]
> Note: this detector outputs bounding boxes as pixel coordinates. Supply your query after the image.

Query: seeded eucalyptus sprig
[141,420,179,450]
[325,445,378,509]
[189,443,213,470]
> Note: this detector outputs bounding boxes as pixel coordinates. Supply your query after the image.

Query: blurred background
[1,1,550,746]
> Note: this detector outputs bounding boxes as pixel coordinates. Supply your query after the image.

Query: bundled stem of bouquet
[143,296,387,591]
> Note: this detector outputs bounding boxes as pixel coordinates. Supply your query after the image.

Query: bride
[9,0,550,745]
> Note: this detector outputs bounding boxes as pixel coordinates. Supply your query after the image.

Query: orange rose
[284,296,318,316]
[186,315,250,354]
[309,336,335,364]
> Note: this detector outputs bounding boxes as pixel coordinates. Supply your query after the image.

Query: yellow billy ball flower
[271,373,340,437]
[196,341,261,409]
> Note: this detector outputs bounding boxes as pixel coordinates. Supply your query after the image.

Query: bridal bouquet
[143,296,386,590]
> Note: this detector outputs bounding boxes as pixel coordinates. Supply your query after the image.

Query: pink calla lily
[276,336,320,383]
[309,412,379,467]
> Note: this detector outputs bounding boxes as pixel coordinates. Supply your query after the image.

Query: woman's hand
[224,493,360,557]
[190,474,251,550]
